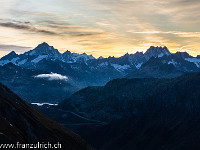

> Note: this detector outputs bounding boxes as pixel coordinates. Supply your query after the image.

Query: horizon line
[1,42,198,59]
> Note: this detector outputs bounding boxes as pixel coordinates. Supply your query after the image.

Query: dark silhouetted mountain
[0,82,94,150]
[59,77,168,121]
[60,73,200,121]
[58,73,200,150]
[85,112,200,150]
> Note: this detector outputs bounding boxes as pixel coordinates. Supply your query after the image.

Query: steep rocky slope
[0,82,94,150]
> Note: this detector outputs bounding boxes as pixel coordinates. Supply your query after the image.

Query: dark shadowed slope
[86,112,200,150]
[59,77,170,121]
[0,82,94,150]
[60,72,200,121]
[59,72,200,150]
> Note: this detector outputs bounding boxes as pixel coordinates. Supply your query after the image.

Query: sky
[0,0,200,58]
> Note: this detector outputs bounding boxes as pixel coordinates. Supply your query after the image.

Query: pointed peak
[27,42,61,57]
[1,51,18,60]
[9,51,17,55]
[63,50,71,55]
[123,52,130,56]
[149,46,155,48]
[108,56,115,59]
[135,51,143,55]
[40,42,49,46]
[36,42,50,48]
[98,56,104,59]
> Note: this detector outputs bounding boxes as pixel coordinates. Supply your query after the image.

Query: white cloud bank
[34,72,68,81]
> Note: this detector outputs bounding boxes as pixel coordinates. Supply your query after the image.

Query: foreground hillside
[57,72,200,150]
[0,82,94,150]
[60,72,200,121]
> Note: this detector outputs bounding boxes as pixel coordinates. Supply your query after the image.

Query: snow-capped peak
[144,46,171,59]
[98,56,104,59]
[26,42,62,58]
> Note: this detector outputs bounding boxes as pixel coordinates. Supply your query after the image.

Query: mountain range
[1,43,200,76]
[0,42,200,103]
[1,42,200,149]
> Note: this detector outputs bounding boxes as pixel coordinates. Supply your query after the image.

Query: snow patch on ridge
[136,63,143,69]
[111,64,130,72]
[158,53,164,58]
[18,59,27,65]
[168,59,177,66]
[185,58,200,68]
[98,62,109,67]
[31,55,48,63]
[0,57,19,66]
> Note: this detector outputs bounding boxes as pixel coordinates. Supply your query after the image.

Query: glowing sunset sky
[0,0,200,58]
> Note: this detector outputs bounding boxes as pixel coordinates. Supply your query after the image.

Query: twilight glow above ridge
[0,0,200,58]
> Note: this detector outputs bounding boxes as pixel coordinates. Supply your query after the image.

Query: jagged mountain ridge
[0,43,200,103]
[2,42,95,65]
[0,43,193,70]
[144,46,171,59]
[0,43,199,75]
